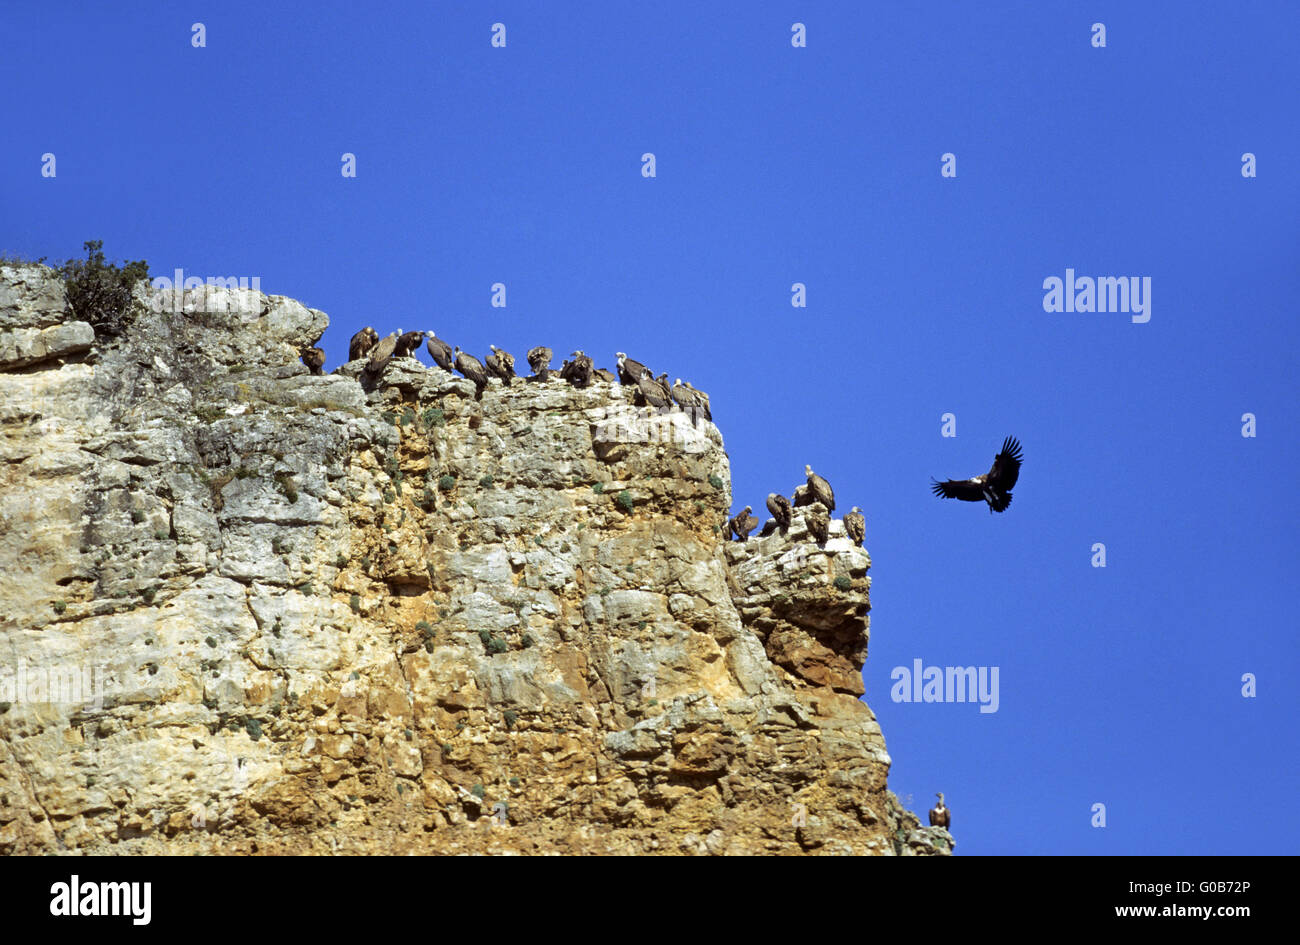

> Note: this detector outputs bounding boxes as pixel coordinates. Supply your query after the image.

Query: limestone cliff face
[0,266,951,855]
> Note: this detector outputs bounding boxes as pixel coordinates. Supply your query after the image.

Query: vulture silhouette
[931,436,1023,513]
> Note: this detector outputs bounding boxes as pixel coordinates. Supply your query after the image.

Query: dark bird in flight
[301,346,325,376]
[929,793,950,829]
[931,436,1023,513]
[425,331,453,371]
[349,326,378,362]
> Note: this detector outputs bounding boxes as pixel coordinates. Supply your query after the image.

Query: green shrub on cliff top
[56,240,150,339]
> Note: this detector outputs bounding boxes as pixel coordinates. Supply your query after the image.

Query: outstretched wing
[986,436,1022,491]
[931,478,984,502]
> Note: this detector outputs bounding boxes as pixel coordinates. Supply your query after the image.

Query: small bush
[471,784,486,799]
[141,586,156,603]
[708,474,724,490]
[245,718,263,741]
[415,620,433,639]
[131,510,145,524]
[442,743,454,754]
[382,488,395,503]
[56,240,149,339]
[298,581,314,596]
[521,634,535,649]
[53,600,67,614]
[154,529,167,540]
[592,482,604,495]
[349,594,361,614]
[422,407,445,427]
[509,777,520,788]
[335,553,347,569]
[487,636,508,655]
[834,576,853,591]
[479,475,494,488]
[205,636,217,648]
[616,490,634,513]
[438,474,456,491]
[503,710,518,729]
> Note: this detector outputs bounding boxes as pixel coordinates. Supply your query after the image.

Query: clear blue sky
[3,2,1296,855]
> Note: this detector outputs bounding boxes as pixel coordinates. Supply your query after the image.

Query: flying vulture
[729,507,759,542]
[486,345,516,386]
[394,330,424,358]
[929,793,950,829]
[301,346,326,376]
[349,326,378,362]
[527,346,553,380]
[804,465,835,512]
[931,436,1023,513]
[804,504,830,545]
[425,331,453,371]
[453,346,488,399]
[365,331,400,376]
[766,493,792,534]
[616,352,649,387]
[845,507,865,547]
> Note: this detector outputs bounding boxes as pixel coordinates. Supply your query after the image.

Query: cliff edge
[0,266,951,855]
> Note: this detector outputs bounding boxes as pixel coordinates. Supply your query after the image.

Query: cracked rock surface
[0,265,946,855]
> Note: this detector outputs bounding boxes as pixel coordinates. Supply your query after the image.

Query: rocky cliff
[0,265,951,855]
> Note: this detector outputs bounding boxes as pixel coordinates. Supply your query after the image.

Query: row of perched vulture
[726,465,866,548]
[302,328,713,418]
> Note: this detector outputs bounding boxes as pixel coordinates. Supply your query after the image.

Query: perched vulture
[684,381,711,422]
[486,345,516,386]
[593,367,617,383]
[729,506,759,542]
[365,331,400,376]
[562,351,593,389]
[671,378,706,424]
[453,346,488,399]
[766,493,792,534]
[425,331,453,371]
[636,369,672,411]
[526,346,553,380]
[929,793,951,829]
[349,326,378,362]
[394,330,424,358]
[721,517,734,541]
[845,507,865,547]
[804,465,835,512]
[792,484,812,508]
[758,519,778,537]
[616,352,649,387]
[301,346,326,376]
[931,436,1023,514]
[805,504,830,545]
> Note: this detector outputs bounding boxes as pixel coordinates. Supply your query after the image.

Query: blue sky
[3,2,1297,854]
